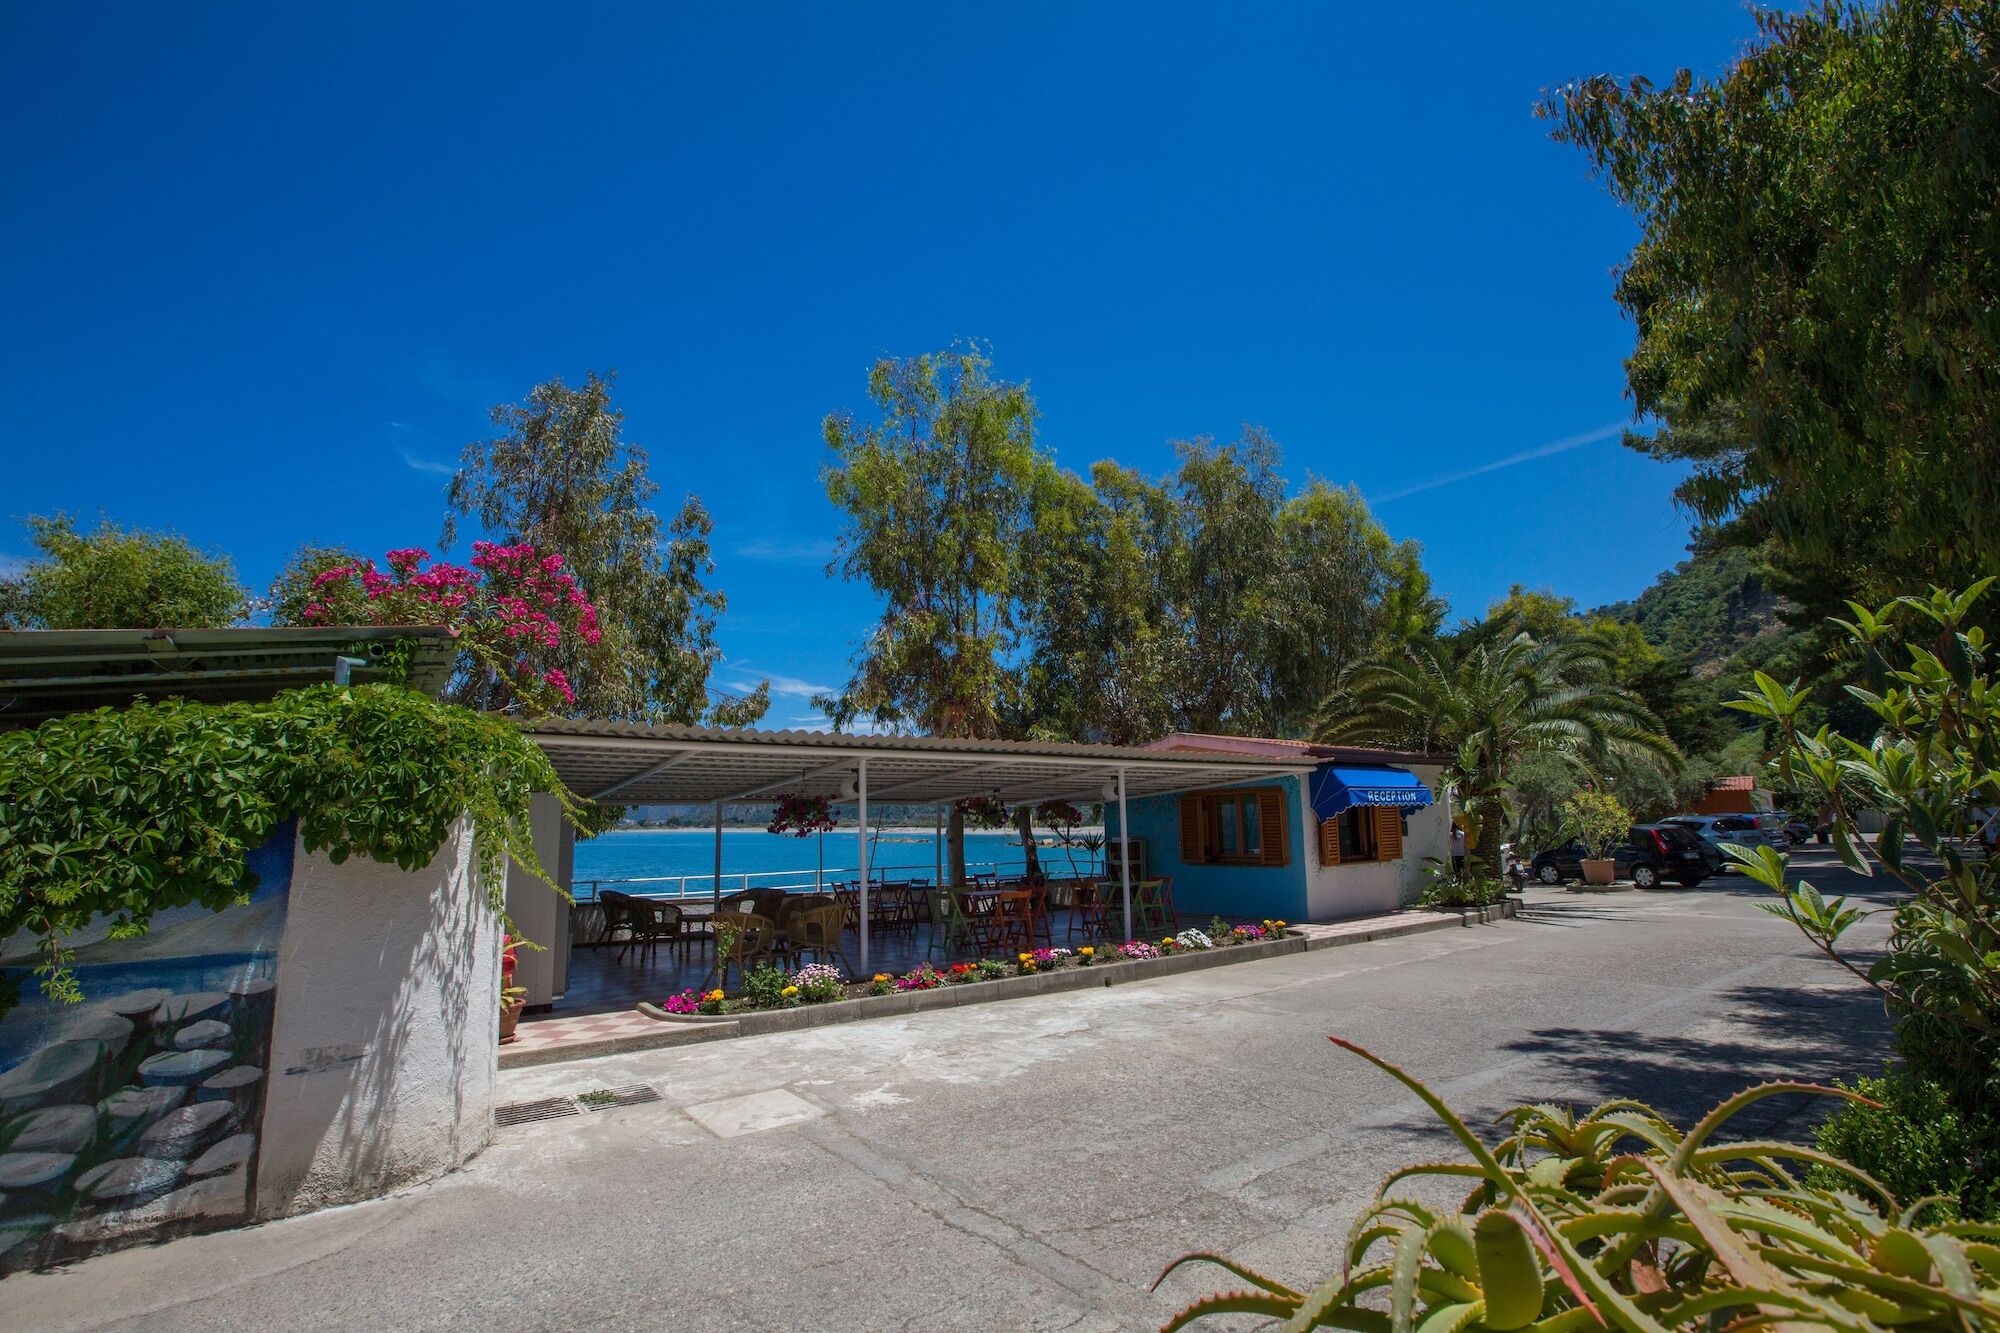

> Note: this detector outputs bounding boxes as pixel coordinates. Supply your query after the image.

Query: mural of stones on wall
[0,824,293,1274]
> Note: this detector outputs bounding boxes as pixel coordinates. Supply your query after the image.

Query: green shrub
[1162,1039,2000,1330]
[741,963,791,1009]
[1729,582,2000,1142]
[1812,1069,2000,1222]
[0,683,570,1013]
[1417,856,1510,909]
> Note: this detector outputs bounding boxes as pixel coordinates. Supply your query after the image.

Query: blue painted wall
[1108,775,1309,922]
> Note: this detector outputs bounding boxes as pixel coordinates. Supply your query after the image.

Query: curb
[500,902,1520,1069]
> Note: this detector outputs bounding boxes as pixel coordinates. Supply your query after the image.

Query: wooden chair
[926,887,975,959]
[781,902,851,975]
[706,912,777,991]
[958,889,1007,955]
[1066,880,1103,941]
[993,889,1035,953]
[1024,879,1054,948]
[1133,879,1172,938]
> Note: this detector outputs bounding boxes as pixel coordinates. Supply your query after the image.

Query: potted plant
[498,933,527,1043]
[1563,791,1630,887]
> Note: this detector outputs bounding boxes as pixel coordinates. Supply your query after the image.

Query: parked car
[1529,823,1717,890]
[1660,813,1784,866]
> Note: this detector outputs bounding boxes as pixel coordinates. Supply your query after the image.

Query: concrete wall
[1302,764,1449,917]
[256,819,498,1219]
[504,793,574,1008]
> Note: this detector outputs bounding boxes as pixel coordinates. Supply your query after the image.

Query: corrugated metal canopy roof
[529,717,1322,807]
[0,626,458,729]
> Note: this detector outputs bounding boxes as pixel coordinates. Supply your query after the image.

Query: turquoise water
[574,828,1103,896]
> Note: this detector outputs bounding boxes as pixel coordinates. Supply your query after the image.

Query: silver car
[1661,814,1783,867]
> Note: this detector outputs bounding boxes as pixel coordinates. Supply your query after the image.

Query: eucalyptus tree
[1015,460,1180,747]
[1166,431,1287,733]
[819,345,1053,877]
[442,371,765,725]
[1316,631,1678,875]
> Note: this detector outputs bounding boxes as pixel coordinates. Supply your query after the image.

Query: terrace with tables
[556,874,1216,1017]
[514,721,1320,1027]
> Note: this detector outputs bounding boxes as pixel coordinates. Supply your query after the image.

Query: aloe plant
[1157,1038,2000,1330]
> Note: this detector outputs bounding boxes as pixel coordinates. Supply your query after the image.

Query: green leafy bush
[1726,581,1999,1209]
[1417,856,1511,909]
[1161,1039,2000,1330]
[1812,1069,2000,1224]
[0,683,569,1011]
[741,963,792,1009]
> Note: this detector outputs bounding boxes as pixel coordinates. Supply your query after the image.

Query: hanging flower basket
[956,794,1009,829]
[767,792,837,837]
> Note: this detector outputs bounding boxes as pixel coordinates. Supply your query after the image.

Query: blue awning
[1308,764,1434,821]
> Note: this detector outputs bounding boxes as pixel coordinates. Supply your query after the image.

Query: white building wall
[1301,764,1451,920]
[255,819,498,1218]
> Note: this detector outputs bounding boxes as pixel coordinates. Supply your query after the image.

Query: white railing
[573,857,1105,902]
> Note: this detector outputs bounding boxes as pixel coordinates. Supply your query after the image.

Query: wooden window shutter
[1319,817,1341,866]
[1372,807,1403,861]
[1178,795,1206,863]
[1257,788,1288,866]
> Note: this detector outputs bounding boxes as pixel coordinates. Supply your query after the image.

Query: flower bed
[647,918,1292,1018]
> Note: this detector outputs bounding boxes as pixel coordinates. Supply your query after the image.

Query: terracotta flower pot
[499,997,525,1044]
[1581,858,1617,886]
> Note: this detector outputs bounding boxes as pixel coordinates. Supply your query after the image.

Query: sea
[573,827,1105,897]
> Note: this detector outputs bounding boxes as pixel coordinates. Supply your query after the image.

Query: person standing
[1450,824,1467,875]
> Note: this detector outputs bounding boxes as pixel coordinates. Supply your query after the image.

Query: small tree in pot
[1563,790,1630,886]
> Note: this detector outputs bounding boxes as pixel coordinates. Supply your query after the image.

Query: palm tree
[1314,629,1678,877]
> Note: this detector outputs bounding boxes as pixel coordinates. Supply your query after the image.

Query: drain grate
[495,1096,583,1128]
[577,1083,663,1112]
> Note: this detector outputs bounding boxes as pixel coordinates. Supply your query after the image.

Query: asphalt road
[6,849,1901,1332]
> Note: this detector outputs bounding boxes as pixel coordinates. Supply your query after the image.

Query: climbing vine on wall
[0,683,577,1014]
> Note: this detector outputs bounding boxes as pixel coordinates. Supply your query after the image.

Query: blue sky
[0,4,1768,727]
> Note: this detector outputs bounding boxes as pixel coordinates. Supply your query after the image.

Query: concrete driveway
[7,850,1900,1331]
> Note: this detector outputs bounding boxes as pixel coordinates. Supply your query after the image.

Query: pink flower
[543,668,576,704]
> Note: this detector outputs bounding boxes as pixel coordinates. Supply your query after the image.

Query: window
[1336,808,1376,861]
[1176,787,1289,867]
[1319,806,1405,866]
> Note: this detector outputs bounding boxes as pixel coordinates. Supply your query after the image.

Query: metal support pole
[857,760,870,975]
[1118,767,1132,942]
[934,806,943,887]
[712,801,723,912]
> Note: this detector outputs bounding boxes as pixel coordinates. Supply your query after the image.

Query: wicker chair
[781,902,851,975]
[707,911,777,991]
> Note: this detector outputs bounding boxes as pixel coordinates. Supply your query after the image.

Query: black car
[1530,823,1718,890]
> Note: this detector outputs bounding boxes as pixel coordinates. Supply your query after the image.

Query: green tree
[1540,1,2000,608]
[1316,631,1677,875]
[442,371,765,724]
[0,515,245,630]
[820,345,1051,877]
[1014,461,1179,746]
[262,543,362,625]
[1167,431,1286,733]
[1266,482,1426,735]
